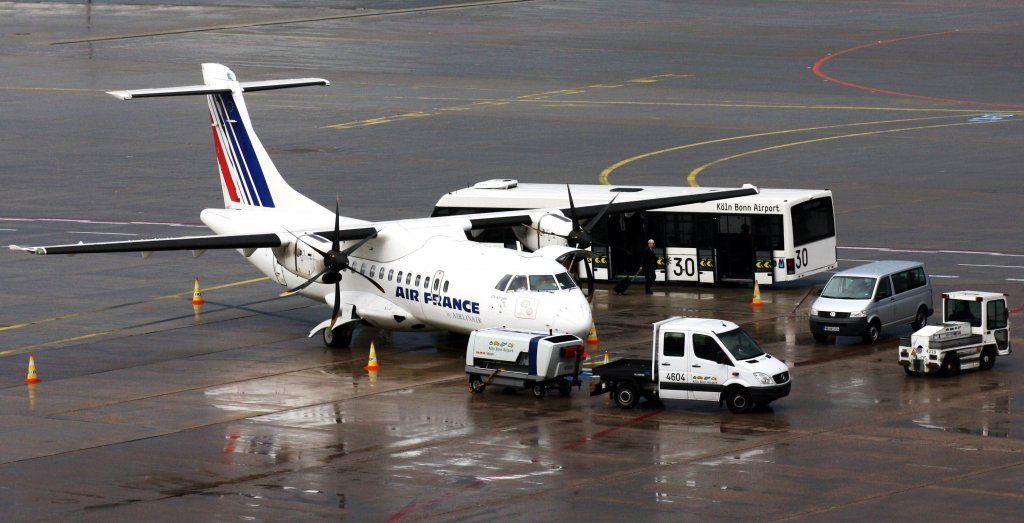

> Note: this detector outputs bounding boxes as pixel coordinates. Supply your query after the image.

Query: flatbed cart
[465,328,585,399]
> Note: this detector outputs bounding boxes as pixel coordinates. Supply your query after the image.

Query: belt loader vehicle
[590,317,791,413]
[466,328,584,398]
[899,291,1011,376]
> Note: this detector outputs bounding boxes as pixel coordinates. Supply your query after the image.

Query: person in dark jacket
[641,238,657,294]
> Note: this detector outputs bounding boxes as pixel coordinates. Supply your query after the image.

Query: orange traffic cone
[24,354,40,384]
[751,280,764,307]
[586,323,600,344]
[191,277,205,305]
[364,341,381,371]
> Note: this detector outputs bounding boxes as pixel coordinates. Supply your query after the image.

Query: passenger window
[397,271,403,283]
[423,277,430,289]
[443,280,450,293]
[406,273,412,285]
[433,278,440,291]
[663,332,685,357]
[495,274,512,292]
[507,275,528,292]
[369,265,376,278]
[415,275,421,286]
[379,267,385,279]
[360,263,366,275]
[875,277,892,300]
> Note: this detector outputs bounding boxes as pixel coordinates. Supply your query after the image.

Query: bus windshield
[821,276,875,299]
[717,328,765,361]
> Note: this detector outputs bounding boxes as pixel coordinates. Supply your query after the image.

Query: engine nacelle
[274,233,330,278]
[515,212,575,251]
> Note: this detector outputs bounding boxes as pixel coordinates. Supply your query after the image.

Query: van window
[891,267,926,294]
[663,332,685,357]
[875,277,892,300]
[821,276,875,299]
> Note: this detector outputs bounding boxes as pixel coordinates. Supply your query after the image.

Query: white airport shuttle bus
[433,181,837,285]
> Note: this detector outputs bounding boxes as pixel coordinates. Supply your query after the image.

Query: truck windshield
[820,276,875,299]
[717,328,765,361]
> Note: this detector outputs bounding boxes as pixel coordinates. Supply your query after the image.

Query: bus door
[607,212,647,278]
[716,215,754,282]
[696,215,716,283]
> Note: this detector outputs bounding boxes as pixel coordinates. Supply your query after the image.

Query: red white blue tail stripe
[208,93,275,207]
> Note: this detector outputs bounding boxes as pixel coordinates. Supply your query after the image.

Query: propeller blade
[281,268,330,296]
[332,196,341,252]
[329,280,341,329]
[349,267,386,293]
[566,184,581,231]
[583,256,595,303]
[340,231,378,256]
[582,193,619,233]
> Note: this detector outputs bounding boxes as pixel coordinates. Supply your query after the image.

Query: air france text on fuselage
[395,286,481,314]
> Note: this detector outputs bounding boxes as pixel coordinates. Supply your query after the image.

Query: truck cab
[592,317,791,413]
[899,291,1010,376]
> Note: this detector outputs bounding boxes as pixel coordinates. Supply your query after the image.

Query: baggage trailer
[899,291,1011,376]
[466,328,584,398]
[591,317,791,413]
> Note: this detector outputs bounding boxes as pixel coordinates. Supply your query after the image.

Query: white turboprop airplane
[10,64,758,348]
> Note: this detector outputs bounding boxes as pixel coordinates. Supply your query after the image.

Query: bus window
[792,197,836,247]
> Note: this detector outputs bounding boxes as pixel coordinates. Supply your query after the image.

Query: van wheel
[979,346,996,371]
[911,306,928,331]
[725,388,753,414]
[812,332,829,344]
[939,353,960,377]
[862,320,881,344]
[614,382,639,409]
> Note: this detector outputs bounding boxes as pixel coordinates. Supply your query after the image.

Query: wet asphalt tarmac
[2,1,1023,521]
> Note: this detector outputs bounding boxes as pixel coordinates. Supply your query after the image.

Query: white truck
[466,328,584,398]
[899,291,1011,376]
[590,317,791,413]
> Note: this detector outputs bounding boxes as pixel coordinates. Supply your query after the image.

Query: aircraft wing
[9,226,378,256]
[451,184,760,230]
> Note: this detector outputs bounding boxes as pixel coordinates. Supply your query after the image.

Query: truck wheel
[613,382,639,409]
[323,324,353,348]
[862,320,881,344]
[725,388,753,414]
[979,346,996,371]
[812,332,829,344]
[939,353,960,377]
[469,375,485,394]
[911,306,928,331]
[531,383,547,399]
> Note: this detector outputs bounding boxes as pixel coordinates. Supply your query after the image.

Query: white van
[809,260,933,343]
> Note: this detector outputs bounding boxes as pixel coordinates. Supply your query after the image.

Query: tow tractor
[899,291,1011,376]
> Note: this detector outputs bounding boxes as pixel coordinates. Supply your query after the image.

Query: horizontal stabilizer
[108,78,328,100]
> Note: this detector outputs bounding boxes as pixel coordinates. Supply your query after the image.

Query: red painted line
[1010,308,1023,315]
[813,24,1024,109]
[385,407,665,521]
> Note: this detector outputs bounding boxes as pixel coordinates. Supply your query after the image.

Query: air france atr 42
[11,64,758,348]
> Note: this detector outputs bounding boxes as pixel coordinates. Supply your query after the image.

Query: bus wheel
[725,388,753,414]
[862,320,881,344]
[614,382,639,409]
[939,353,960,377]
[979,346,997,371]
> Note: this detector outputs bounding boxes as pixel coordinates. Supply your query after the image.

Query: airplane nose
[551,292,592,338]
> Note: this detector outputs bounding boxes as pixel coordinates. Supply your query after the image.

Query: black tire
[911,306,928,331]
[469,375,485,394]
[812,332,829,344]
[862,320,881,344]
[613,382,639,409]
[979,346,996,371]
[531,383,547,399]
[725,388,753,414]
[323,324,354,348]
[939,353,960,377]
[557,381,572,397]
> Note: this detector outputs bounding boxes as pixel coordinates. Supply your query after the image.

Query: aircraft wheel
[323,324,353,348]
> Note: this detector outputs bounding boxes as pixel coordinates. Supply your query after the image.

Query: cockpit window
[529,274,559,291]
[495,274,512,292]
[555,272,577,290]
[507,275,528,292]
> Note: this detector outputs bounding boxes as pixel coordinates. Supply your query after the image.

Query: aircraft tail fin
[108,63,329,210]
